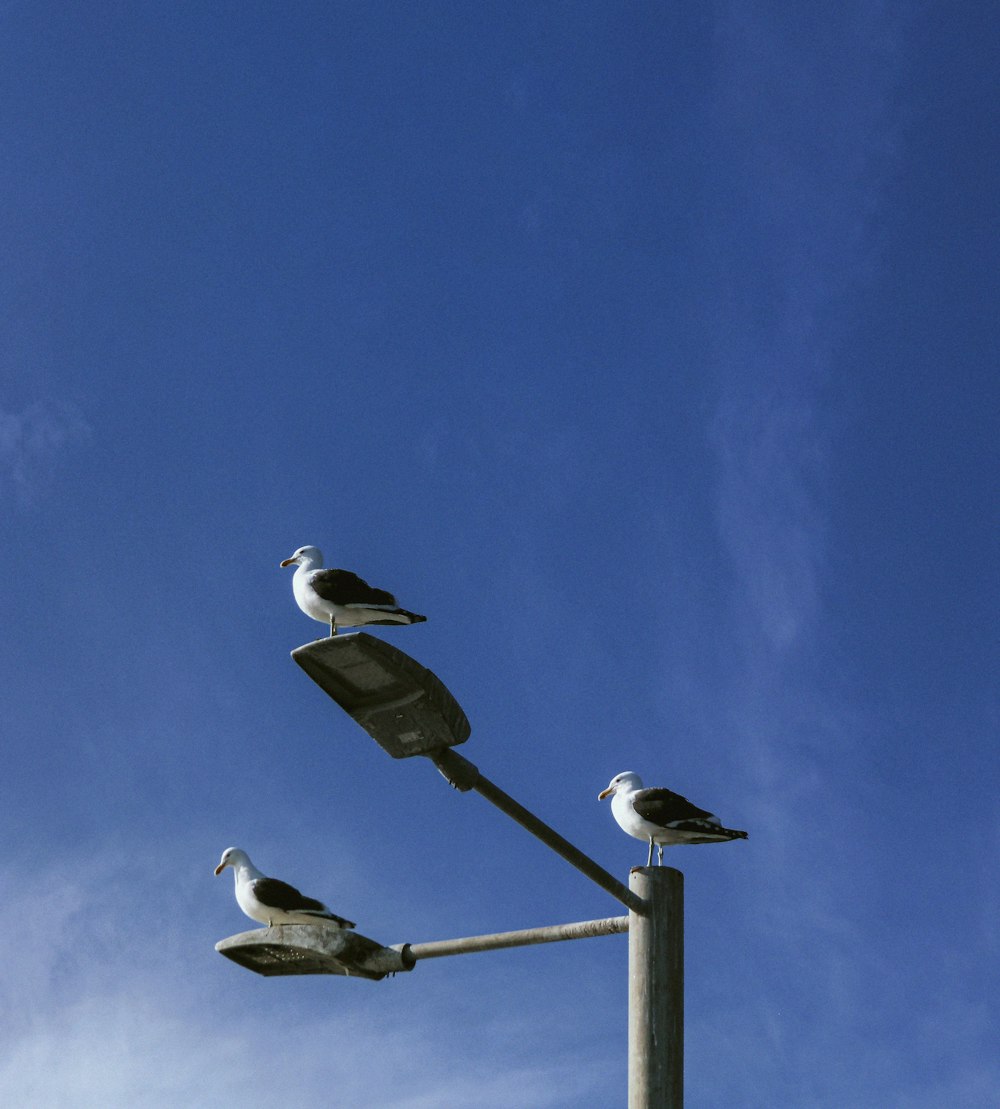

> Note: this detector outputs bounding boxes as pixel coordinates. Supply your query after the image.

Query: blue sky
[2,3,997,1106]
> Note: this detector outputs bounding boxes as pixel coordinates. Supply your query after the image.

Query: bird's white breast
[293,569,337,622]
[234,873,271,925]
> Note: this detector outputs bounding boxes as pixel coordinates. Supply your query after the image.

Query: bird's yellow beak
[280,557,296,567]
[214,862,226,875]
[598,786,614,800]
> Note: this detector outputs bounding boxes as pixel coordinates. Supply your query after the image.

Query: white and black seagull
[214,847,356,929]
[599,771,748,866]
[280,544,426,637]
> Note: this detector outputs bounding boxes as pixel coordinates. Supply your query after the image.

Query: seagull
[214,847,356,929]
[280,545,427,637]
[599,771,748,865]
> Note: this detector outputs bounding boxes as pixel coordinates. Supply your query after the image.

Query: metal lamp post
[217,633,683,1108]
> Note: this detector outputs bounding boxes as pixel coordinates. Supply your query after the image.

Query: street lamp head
[291,633,470,758]
[216,923,413,979]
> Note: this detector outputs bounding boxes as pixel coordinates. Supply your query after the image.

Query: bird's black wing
[631,787,715,825]
[309,568,398,607]
[251,877,327,914]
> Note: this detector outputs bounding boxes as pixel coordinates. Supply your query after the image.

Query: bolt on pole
[629,866,683,1109]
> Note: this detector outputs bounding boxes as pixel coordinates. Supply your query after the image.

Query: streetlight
[216,633,683,1108]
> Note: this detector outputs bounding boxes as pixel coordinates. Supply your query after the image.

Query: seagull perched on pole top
[599,771,748,866]
[214,847,356,929]
[280,544,426,637]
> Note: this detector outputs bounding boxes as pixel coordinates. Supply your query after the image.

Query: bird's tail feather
[366,609,426,625]
[305,910,356,928]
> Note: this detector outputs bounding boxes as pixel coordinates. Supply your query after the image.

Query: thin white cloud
[2,995,603,1107]
[707,2,904,652]
[0,400,90,503]
[675,10,1000,1105]
[711,390,827,650]
[0,854,613,1108]
[689,7,1000,1098]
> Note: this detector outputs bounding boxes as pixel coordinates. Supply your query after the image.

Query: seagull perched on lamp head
[280,544,427,637]
[214,847,356,929]
[599,771,748,866]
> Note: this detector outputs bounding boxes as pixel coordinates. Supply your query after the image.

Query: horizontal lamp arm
[396,914,629,962]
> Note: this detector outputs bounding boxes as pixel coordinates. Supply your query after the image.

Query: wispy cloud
[0,400,90,504]
[686,9,1000,1105]
[706,2,904,652]
[0,853,613,1108]
[682,9,1000,1104]
[711,390,827,650]
[2,994,603,1107]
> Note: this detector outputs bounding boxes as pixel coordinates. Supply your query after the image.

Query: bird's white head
[598,771,643,801]
[280,545,323,569]
[214,846,250,875]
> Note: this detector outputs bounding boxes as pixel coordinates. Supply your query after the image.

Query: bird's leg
[329,617,338,637]
[646,837,654,867]
[657,843,664,866]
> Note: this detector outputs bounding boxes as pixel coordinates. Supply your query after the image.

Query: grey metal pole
[629,867,683,1109]
[398,914,629,962]
[431,747,647,915]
